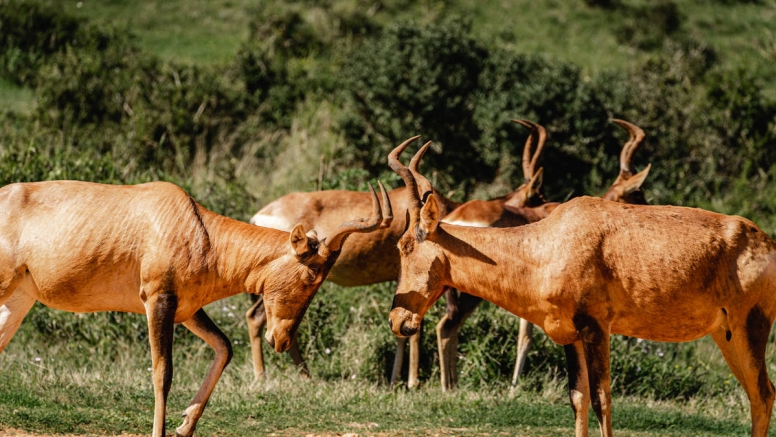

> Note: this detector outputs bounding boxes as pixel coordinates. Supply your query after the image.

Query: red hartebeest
[388,140,776,437]
[434,120,557,391]
[246,137,460,388]
[0,180,391,437]
[246,121,550,388]
[509,118,652,387]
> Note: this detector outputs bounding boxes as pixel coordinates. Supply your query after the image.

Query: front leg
[145,292,178,437]
[390,337,407,387]
[176,308,233,437]
[245,296,267,379]
[579,319,612,437]
[511,318,535,389]
[564,341,591,437]
[408,331,421,389]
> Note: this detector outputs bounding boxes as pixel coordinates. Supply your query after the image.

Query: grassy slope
[3,0,775,110]
[459,0,776,95]
[61,0,255,65]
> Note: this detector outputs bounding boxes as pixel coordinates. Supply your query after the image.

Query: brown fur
[389,133,773,436]
[0,180,387,437]
[246,185,459,385]
[390,195,776,436]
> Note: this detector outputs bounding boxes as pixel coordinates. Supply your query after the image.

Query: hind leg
[713,307,774,437]
[0,291,36,353]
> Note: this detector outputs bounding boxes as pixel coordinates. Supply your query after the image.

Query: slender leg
[408,330,421,389]
[175,308,233,437]
[580,323,612,437]
[390,337,407,387]
[712,308,775,437]
[511,319,535,389]
[245,296,267,379]
[246,295,309,378]
[436,289,481,391]
[564,341,591,437]
[145,292,177,437]
[0,291,36,353]
[287,335,310,377]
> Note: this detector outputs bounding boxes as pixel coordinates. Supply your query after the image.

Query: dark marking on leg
[573,313,603,344]
[445,288,458,320]
[746,306,774,403]
[564,344,582,416]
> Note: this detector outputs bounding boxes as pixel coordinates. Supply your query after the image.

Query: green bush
[613,0,683,51]
[0,0,130,86]
[338,18,487,190]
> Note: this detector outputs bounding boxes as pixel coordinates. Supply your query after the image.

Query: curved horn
[513,119,535,181]
[409,141,434,202]
[612,119,645,175]
[528,122,547,177]
[324,182,392,252]
[388,136,422,214]
[512,119,547,181]
[378,180,393,229]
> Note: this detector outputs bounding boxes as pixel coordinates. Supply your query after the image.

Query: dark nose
[400,321,418,337]
[267,335,276,350]
[276,337,290,353]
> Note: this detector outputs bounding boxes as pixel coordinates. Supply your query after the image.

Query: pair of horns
[388,136,433,216]
[324,181,393,252]
[612,119,646,177]
[513,119,547,183]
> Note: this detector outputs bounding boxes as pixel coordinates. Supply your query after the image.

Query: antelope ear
[290,224,311,256]
[622,164,651,195]
[527,167,544,195]
[418,195,440,241]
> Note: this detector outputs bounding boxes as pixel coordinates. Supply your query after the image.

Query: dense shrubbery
[2,0,776,399]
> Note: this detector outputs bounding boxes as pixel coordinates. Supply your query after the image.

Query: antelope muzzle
[388,307,421,338]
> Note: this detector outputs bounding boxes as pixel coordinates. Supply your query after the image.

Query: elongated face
[261,182,393,352]
[388,196,448,338]
[262,228,338,352]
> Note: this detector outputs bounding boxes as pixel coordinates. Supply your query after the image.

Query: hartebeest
[0,180,391,437]
[246,136,461,387]
[509,118,652,387]
[388,141,776,437]
[248,122,551,388]
[434,120,558,390]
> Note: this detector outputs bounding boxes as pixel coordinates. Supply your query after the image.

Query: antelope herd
[1,119,775,436]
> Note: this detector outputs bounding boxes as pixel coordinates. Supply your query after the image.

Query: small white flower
[325,348,331,354]
[351,374,356,379]
[147,367,153,372]
[227,312,234,318]
[34,357,41,362]
[76,2,83,8]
